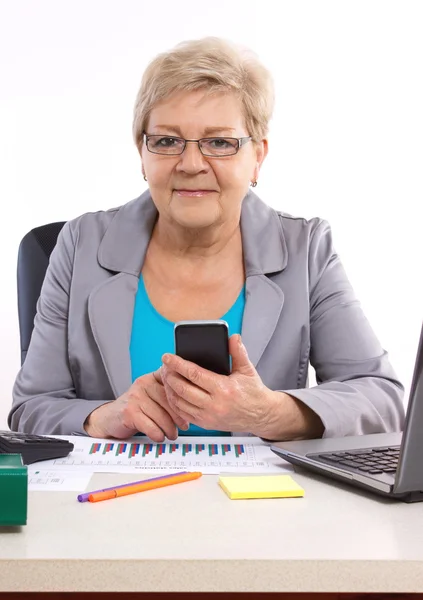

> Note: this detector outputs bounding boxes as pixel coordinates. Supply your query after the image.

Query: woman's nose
[176,141,210,174]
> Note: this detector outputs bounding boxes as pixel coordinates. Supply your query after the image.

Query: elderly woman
[9,37,404,442]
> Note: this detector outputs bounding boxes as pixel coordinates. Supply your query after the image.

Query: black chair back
[17,222,66,365]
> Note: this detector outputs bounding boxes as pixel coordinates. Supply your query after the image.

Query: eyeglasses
[143,133,252,157]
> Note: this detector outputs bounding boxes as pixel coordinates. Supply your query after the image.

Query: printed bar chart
[90,440,247,461]
[235,444,245,458]
[116,443,127,456]
[89,441,244,459]
[102,443,114,455]
[129,443,139,458]
[222,444,231,456]
[195,444,205,455]
[89,443,101,455]
[182,443,192,457]
[142,443,153,457]
[209,444,218,457]
[50,436,290,475]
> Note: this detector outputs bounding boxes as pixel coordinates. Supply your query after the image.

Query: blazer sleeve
[9,220,112,435]
[282,219,405,438]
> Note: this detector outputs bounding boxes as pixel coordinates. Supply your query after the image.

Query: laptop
[271,323,423,503]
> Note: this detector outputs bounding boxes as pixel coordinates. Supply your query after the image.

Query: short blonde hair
[132,37,274,149]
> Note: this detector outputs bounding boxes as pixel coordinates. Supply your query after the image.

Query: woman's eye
[210,138,231,148]
[157,137,178,146]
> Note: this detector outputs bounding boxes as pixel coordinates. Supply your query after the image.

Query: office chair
[17,221,66,365]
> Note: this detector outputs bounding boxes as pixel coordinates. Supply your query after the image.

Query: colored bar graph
[222,444,231,456]
[195,444,205,454]
[129,443,140,458]
[116,443,127,456]
[156,443,166,458]
[89,443,101,455]
[209,444,218,457]
[235,444,245,458]
[182,443,192,456]
[142,443,153,457]
[102,443,114,455]
[86,440,250,462]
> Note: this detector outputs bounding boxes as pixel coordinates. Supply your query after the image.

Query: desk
[1,468,423,593]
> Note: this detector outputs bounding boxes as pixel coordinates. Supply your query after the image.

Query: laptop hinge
[353,472,391,493]
[403,490,423,503]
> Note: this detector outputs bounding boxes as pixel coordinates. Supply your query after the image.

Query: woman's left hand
[160,334,277,436]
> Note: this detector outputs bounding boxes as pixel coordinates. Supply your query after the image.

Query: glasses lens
[147,136,185,155]
[200,138,238,156]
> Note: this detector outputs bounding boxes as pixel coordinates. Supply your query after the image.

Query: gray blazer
[9,190,405,437]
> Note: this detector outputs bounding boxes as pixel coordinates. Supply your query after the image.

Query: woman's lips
[174,189,216,197]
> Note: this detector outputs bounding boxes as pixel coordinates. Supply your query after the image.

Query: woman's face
[141,90,268,230]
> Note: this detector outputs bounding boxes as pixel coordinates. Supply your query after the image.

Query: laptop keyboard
[310,446,400,475]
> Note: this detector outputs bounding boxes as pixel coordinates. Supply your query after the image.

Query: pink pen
[77,471,189,502]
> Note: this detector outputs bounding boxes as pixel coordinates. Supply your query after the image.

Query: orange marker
[88,471,202,502]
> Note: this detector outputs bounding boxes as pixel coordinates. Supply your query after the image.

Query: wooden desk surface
[1,468,423,592]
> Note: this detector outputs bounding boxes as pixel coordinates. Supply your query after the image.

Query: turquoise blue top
[130,274,246,436]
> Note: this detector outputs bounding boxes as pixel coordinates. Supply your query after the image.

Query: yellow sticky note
[218,474,304,500]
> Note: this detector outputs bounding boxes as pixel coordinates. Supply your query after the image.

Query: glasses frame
[142,132,252,157]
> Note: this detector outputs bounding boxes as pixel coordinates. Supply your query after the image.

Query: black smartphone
[174,320,231,375]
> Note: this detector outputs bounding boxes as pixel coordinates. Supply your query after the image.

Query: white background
[0,0,422,430]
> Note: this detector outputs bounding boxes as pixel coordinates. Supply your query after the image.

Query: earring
[143,175,147,182]
[250,180,257,188]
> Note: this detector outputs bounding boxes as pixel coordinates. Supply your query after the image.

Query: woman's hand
[161,334,324,440]
[161,334,278,436]
[84,369,189,441]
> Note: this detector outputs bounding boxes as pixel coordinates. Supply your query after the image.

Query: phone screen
[175,322,230,375]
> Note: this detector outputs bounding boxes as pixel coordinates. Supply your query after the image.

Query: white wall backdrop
[0,0,422,430]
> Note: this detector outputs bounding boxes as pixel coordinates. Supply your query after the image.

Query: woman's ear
[252,139,269,181]
[257,138,269,166]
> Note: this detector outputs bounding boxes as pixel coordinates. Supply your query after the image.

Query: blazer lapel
[88,273,139,398]
[241,275,285,367]
[240,191,288,367]
[88,191,158,398]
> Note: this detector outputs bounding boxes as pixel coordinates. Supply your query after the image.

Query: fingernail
[180,423,189,431]
[162,354,171,364]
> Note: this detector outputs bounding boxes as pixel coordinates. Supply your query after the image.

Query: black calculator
[0,431,74,465]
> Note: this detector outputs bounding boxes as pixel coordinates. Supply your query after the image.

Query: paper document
[28,468,92,491]
[30,435,293,475]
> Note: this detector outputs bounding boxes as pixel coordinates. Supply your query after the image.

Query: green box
[0,454,28,526]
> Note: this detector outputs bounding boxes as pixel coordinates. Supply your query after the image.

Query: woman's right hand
[84,368,189,441]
